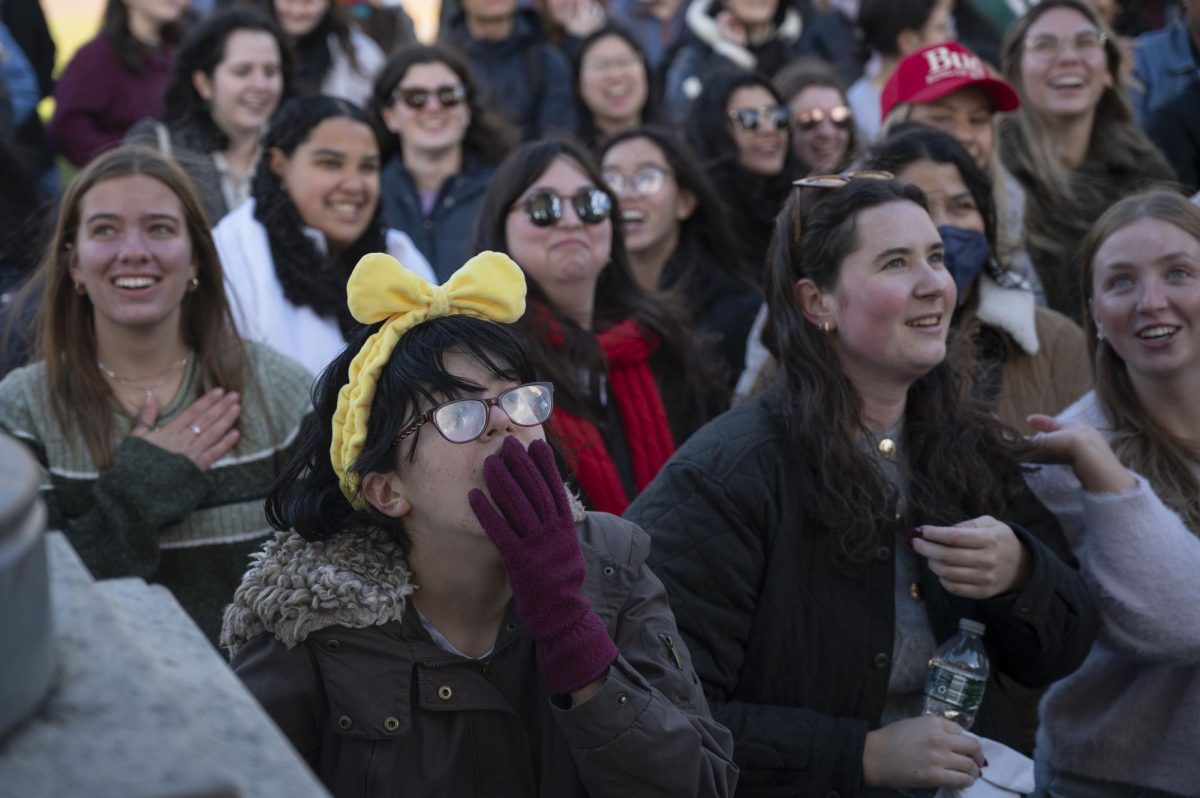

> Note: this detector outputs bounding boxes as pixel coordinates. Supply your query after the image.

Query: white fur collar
[685,0,802,71]
[974,272,1040,356]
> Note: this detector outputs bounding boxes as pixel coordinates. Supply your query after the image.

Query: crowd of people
[1,0,1197,796]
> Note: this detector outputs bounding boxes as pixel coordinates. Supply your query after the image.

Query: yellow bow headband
[330,251,527,507]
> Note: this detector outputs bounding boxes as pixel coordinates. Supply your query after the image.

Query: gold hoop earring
[187,277,200,293]
[74,282,87,296]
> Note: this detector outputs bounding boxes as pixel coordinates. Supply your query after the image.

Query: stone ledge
[0,533,330,798]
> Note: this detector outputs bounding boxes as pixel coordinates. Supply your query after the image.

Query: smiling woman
[0,145,313,644]
[625,175,1098,796]
[998,0,1175,323]
[126,7,291,224]
[212,95,434,378]
[572,26,654,151]
[1022,190,1200,797]
[368,44,516,282]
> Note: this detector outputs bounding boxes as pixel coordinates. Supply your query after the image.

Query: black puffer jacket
[625,387,1098,797]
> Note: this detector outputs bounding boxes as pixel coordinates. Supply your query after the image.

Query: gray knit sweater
[1026,391,1200,795]
[0,341,313,644]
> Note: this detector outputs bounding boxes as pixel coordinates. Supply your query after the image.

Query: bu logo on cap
[923,46,986,85]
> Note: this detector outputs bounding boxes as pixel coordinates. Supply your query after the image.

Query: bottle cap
[959,618,986,635]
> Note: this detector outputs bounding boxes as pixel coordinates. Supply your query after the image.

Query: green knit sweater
[0,342,313,644]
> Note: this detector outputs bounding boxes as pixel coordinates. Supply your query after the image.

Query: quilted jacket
[222,509,738,797]
[625,388,1098,797]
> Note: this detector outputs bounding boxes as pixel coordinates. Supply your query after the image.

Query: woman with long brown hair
[473,136,723,515]
[1026,190,1200,797]
[0,145,312,644]
[626,175,1097,796]
[998,0,1174,323]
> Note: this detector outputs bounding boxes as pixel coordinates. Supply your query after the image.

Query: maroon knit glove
[469,436,619,695]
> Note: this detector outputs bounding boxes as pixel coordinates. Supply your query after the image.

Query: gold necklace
[97,354,191,401]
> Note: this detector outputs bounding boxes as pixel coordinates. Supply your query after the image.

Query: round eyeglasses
[517,188,612,227]
[602,165,671,197]
[395,382,555,445]
[794,105,853,132]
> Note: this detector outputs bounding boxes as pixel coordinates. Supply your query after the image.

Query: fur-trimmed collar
[220,494,590,656]
[685,0,802,71]
[974,272,1039,356]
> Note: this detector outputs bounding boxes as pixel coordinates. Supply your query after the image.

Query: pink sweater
[1027,391,1200,795]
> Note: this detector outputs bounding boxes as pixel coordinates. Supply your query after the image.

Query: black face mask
[938,225,990,307]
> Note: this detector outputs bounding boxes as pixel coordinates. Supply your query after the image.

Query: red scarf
[539,311,675,514]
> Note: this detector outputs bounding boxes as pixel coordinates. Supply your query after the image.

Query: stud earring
[74,282,86,296]
[821,321,835,334]
[187,277,200,293]
[1096,327,1104,342]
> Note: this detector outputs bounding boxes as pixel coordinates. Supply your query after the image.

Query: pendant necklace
[97,354,192,402]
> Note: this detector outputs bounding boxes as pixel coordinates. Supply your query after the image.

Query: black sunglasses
[393,83,467,110]
[727,105,791,132]
[518,188,612,227]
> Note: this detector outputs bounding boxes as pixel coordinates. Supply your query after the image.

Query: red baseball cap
[880,42,1020,121]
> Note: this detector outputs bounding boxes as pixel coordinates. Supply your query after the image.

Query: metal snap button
[616,693,628,704]
[324,639,341,652]
[337,715,352,730]
[437,686,453,701]
[602,566,615,577]
[383,716,400,733]
[873,653,889,669]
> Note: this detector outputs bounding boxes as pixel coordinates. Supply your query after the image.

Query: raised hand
[469,436,618,696]
[913,516,1030,599]
[132,387,241,471]
[1027,414,1136,494]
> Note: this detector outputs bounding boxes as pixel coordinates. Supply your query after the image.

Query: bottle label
[924,667,986,711]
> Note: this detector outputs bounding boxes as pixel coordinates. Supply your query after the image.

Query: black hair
[252,95,388,336]
[268,315,537,549]
[857,0,940,59]
[686,68,792,168]
[472,136,721,438]
[162,7,292,154]
[864,123,998,252]
[717,0,789,28]
[367,42,517,165]
[268,0,359,95]
[764,177,1027,562]
[101,0,185,73]
[572,25,658,150]
[601,124,750,297]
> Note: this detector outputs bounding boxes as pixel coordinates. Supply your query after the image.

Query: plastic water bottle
[922,618,989,730]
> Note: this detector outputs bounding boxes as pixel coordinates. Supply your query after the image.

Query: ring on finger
[190,424,203,436]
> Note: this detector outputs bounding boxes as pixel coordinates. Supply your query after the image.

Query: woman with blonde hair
[998,0,1174,323]
[1026,189,1200,797]
[0,145,313,644]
